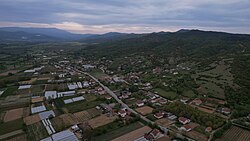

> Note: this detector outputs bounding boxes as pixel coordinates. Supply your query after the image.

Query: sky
[0,0,249,34]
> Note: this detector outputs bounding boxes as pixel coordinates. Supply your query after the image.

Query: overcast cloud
[0,0,249,34]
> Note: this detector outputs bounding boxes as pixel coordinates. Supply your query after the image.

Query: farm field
[5,134,27,141]
[216,126,250,141]
[1,86,18,97]
[154,88,177,100]
[26,121,48,141]
[4,108,24,122]
[23,114,41,125]
[89,69,109,79]
[185,130,208,141]
[88,114,117,129]
[0,119,24,135]
[111,126,151,141]
[51,113,78,131]
[135,106,153,115]
[74,108,101,122]
[155,118,175,127]
[93,122,144,141]
[182,90,196,98]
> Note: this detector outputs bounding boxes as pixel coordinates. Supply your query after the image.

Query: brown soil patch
[135,106,153,115]
[185,130,208,141]
[190,105,214,114]
[23,114,40,125]
[4,108,24,122]
[88,114,117,129]
[155,118,175,127]
[111,126,152,141]
[19,78,37,85]
[31,97,44,103]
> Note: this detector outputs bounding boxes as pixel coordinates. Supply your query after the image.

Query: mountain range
[0,27,143,43]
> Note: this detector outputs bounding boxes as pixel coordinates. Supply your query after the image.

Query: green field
[93,122,143,141]
[89,69,109,79]
[1,86,18,97]
[55,94,102,113]
[0,119,24,135]
[26,121,48,141]
[182,90,196,98]
[154,88,178,100]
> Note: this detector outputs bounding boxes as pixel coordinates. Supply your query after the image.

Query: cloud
[0,0,249,34]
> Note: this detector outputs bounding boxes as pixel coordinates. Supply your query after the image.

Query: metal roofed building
[18,85,32,90]
[57,91,75,97]
[45,91,57,99]
[39,110,56,120]
[31,105,46,114]
[40,137,53,141]
[51,130,79,141]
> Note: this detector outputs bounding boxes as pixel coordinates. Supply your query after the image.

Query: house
[136,100,144,107]
[180,98,189,104]
[205,127,212,133]
[180,125,192,132]
[118,109,127,118]
[154,112,164,119]
[191,98,202,106]
[45,91,57,99]
[221,107,231,115]
[150,129,162,139]
[178,117,190,124]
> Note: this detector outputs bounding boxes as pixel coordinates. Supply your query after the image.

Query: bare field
[155,118,175,127]
[135,106,153,115]
[111,126,151,141]
[88,114,117,129]
[23,114,40,125]
[185,130,208,141]
[4,108,24,122]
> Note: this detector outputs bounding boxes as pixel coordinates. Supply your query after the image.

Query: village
[0,48,250,141]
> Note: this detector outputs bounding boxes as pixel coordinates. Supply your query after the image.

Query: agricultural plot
[135,106,153,115]
[26,121,48,141]
[23,114,41,125]
[0,119,24,135]
[51,113,78,131]
[111,126,151,141]
[74,108,101,122]
[155,118,175,127]
[93,122,144,141]
[185,130,208,141]
[216,126,250,141]
[89,69,109,79]
[88,114,117,129]
[154,88,177,100]
[4,108,24,122]
[30,85,45,94]
[182,90,196,98]
[5,134,27,141]
[1,86,18,97]
[64,99,102,113]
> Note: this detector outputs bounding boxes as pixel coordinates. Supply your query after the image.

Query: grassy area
[26,121,48,141]
[93,122,143,141]
[89,69,109,79]
[65,100,103,113]
[0,119,24,135]
[182,90,196,98]
[154,88,178,100]
[31,85,45,93]
[1,86,18,97]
